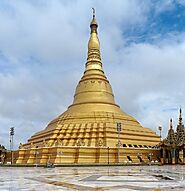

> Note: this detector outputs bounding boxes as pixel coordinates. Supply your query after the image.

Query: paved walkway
[0,165,185,190]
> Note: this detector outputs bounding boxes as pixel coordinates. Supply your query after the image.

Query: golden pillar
[160,148,164,165]
[172,149,175,165]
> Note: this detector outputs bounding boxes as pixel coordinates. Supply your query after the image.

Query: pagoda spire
[176,107,184,132]
[68,9,120,112]
[86,8,102,72]
[166,118,175,144]
[179,107,183,125]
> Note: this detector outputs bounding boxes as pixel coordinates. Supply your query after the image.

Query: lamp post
[10,127,15,165]
[116,122,122,163]
[158,126,162,141]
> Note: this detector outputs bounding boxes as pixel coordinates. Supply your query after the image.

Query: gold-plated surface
[15,11,160,164]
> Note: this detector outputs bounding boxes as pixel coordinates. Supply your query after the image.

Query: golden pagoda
[16,10,160,164]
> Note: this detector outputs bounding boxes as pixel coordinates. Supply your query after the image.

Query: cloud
[109,38,185,136]
[0,0,184,148]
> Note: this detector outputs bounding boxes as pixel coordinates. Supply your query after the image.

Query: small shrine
[160,108,185,164]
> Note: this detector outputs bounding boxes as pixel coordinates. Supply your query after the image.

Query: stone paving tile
[0,165,185,190]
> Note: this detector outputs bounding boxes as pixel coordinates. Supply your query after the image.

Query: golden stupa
[16,10,160,164]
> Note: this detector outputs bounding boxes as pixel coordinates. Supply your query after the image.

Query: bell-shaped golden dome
[25,10,160,152]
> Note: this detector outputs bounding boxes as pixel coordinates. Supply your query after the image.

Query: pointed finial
[179,107,183,125]
[90,8,98,33]
[92,8,95,18]
[170,118,173,129]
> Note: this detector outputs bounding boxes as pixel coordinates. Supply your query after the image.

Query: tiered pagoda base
[15,147,160,165]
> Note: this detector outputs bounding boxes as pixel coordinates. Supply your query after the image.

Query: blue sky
[0,0,185,148]
[124,1,185,44]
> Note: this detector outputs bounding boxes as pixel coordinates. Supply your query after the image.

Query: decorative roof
[176,108,185,146]
[160,108,185,147]
[161,119,175,147]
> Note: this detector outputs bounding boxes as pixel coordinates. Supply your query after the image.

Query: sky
[0,0,185,149]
